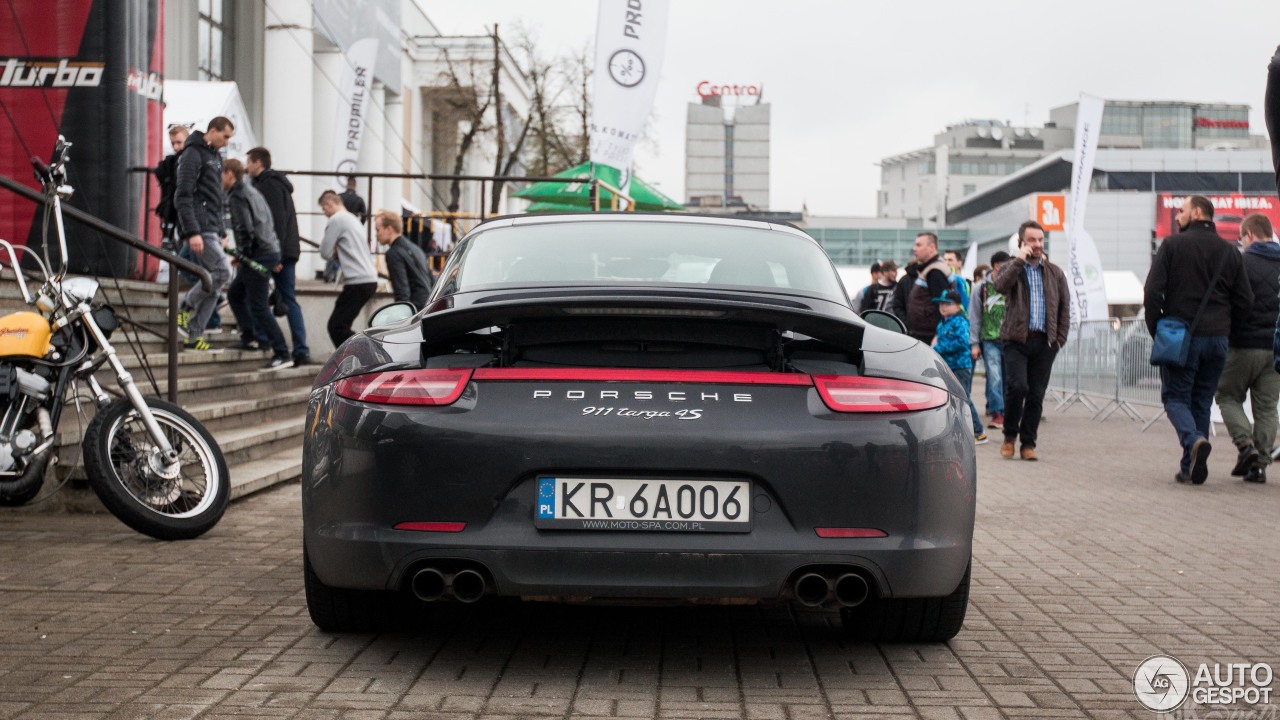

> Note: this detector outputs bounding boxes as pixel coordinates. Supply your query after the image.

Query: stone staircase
[0,271,317,509]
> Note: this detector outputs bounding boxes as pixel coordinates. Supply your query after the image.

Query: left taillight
[813,375,949,413]
[334,368,472,406]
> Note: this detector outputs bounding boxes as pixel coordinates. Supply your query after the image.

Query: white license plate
[535,477,751,532]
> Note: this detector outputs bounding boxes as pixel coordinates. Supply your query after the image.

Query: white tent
[1103,270,1144,305]
[162,80,258,159]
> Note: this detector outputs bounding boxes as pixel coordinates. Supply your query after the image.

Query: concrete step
[230,444,303,500]
[217,415,306,467]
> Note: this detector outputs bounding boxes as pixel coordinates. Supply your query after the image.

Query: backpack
[979,282,1006,341]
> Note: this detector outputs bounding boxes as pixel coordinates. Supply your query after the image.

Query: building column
[358,80,387,219]
[263,0,316,274]
[382,88,405,214]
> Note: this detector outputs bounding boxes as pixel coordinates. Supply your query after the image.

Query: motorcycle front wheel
[82,397,229,540]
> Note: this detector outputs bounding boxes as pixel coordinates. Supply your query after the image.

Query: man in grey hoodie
[318,190,378,347]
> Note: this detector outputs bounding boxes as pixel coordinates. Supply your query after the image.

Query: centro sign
[696,81,760,99]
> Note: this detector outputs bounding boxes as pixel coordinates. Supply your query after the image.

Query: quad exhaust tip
[794,570,871,608]
[410,567,487,603]
[410,568,446,602]
[451,569,486,603]
[834,573,869,607]
[794,573,831,607]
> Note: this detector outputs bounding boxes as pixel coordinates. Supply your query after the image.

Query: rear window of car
[438,221,846,300]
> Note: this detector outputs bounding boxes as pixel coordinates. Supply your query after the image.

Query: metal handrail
[0,173,213,403]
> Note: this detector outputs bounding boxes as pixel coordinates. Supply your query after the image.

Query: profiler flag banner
[330,37,379,188]
[1065,93,1109,323]
[588,0,669,193]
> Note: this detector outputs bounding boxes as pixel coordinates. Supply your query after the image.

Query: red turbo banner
[0,0,163,278]
[1155,194,1280,242]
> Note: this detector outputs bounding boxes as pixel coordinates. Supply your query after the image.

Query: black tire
[0,452,49,506]
[81,397,229,540]
[304,549,407,632]
[841,562,970,643]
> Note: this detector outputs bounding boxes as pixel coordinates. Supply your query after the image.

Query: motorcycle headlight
[91,304,118,338]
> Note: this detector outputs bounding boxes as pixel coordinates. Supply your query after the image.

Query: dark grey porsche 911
[302,213,976,642]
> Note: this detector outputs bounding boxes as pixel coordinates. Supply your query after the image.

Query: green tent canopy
[513,162,683,212]
[523,202,591,213]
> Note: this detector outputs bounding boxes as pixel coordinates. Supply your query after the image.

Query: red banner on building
[1155,194,1280,242]
[0,0,164,278]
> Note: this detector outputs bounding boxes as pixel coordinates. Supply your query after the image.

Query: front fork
[76,308,180,467]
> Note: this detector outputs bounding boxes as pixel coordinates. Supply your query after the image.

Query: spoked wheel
[82,397,229,540]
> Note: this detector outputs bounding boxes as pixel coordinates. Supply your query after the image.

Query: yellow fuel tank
[0,312,52,359]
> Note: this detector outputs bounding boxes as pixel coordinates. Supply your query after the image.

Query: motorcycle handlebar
[29,156,51,184]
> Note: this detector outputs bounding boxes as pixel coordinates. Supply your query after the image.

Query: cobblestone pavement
[1,403,1278,720]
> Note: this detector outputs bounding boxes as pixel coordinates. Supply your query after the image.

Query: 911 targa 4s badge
[302,213,976,642]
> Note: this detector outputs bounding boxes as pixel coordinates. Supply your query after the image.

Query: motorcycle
[0,136,229,540]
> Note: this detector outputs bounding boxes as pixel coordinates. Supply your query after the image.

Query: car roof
[466,212,822,249]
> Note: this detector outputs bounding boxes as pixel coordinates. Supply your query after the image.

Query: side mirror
[860,309,907,335]
[369,301,416,328]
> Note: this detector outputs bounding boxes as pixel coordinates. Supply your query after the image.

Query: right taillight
[812,375,949,413]
[335,368,472,406]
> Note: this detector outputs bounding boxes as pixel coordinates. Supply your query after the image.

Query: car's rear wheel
[303,550,408,632]
[840,561,970,643]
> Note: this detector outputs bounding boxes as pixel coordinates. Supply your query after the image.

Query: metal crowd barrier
[1046,317,1166,430]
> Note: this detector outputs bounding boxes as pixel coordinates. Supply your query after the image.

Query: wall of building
[732,104,770,209]
[684,101,770,210]
[164,0,528,280]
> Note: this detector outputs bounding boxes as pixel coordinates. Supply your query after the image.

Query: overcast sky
[426,1,1279,217]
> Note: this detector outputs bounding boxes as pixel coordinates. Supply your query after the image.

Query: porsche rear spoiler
[419,288,867,350]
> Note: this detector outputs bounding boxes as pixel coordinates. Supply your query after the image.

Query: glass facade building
[802,227,970,266]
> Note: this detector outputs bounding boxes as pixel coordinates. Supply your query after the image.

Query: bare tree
[434,47,493,213]
[488,25,534,214]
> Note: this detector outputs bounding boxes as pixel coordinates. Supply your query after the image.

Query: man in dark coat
[1215,214,1280,483]
[247,147,310,365]
[903,232,952,344]
[173,116,235,350]
[1144,196,1253,485]
[375,210,433,310]
[154,125,189,247]
[340,176,368,224]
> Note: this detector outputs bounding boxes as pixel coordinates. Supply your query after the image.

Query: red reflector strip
[812,375,949,413]
[394,522,466,533]
[471,368,813,386]
[815,528,888,538]
[335,368,472,406]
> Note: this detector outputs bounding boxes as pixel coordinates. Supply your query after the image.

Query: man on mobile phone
[988,221,1070,462]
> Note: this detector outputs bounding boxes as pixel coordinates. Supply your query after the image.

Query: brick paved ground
[1,403,1278,719]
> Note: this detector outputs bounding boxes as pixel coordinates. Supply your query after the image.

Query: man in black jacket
[1144,195,1253,485]
[340,176,368,224]
[859,260,898,314]
[246,147,310,365]
[1215,214,1280,483]
[173,116,235,351]
[375,210,433,310]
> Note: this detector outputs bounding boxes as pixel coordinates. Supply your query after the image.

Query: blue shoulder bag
[1149,250,1229,368]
